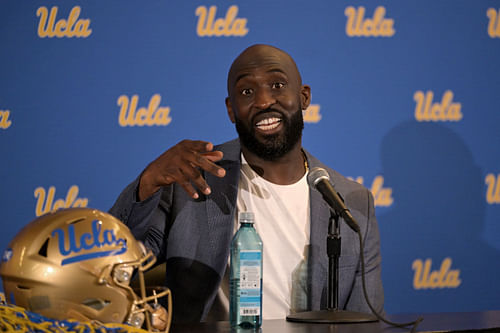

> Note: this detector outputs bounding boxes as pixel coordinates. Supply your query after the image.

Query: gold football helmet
[0,208,172,332]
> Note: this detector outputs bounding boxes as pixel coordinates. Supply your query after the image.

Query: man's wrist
[137,170,159,202]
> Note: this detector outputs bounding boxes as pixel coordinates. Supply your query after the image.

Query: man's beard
[235,107,304,161]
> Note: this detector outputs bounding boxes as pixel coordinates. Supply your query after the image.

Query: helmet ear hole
[38,238,49,257]
[82,298,111,311]
[17,285,31,290]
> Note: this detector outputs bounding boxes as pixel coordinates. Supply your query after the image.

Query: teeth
[256,117,281,131]
[258,123,280,130]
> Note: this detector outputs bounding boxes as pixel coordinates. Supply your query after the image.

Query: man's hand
[138,140,226,201]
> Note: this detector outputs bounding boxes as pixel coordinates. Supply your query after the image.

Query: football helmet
[0,208,172,332]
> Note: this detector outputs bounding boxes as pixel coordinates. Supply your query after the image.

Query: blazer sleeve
[108,176,171,262]
[345,188,385,316]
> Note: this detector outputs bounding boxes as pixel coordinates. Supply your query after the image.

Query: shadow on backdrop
[378,121,499,314]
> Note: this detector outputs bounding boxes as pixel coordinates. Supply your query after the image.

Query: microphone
[307,167,360,233]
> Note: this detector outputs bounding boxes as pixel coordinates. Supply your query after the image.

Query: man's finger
[189,151,226,178]
[174,169,201,199]
[201,150,224,162]
[182,140,214,153]
[182,164,211,195]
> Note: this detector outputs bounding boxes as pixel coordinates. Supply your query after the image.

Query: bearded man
[110,44,384,323]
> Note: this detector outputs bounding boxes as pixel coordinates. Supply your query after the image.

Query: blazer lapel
[308,186,330,310]
[305,150,330,310]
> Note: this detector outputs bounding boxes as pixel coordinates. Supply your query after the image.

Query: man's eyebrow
[234,73,250,85]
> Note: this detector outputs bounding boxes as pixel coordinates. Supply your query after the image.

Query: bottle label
[239,250,261,316]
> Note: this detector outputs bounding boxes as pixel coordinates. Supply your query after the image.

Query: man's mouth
[255,116,282,131]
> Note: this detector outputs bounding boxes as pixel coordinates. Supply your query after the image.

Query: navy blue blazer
[110,139,384,322]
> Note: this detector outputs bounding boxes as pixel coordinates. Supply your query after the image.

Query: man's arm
[109,140,226,257]
[109,176,167,258]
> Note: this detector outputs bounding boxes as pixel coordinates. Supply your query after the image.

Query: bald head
[227,44,303,95]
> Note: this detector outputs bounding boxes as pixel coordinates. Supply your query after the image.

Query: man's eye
[241,88,253,96]
[272,82,284,89]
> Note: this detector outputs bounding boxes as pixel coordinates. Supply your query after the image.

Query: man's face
[226,46,310,160]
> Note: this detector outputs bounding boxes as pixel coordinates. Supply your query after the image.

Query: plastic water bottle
[229,211,263,328]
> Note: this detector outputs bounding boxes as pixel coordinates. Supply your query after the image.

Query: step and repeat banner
[1,0,499,314]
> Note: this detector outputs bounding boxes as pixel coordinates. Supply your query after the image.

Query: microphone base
[286,309,378,324]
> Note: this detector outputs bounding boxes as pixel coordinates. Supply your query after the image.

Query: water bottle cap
[238,211,255,223]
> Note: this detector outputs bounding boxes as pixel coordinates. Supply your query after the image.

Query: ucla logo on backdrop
[345,6,395,37]
[36,6,92,38]
[0,110,12,129]
[303,104,322,123]
[350,176,394,207]
[117,94,172,127]
[34,185,88,217]
[414,90,462,122]
[52,219,127,265]
[412,257,461,289]
[195,5,248,37]
[487,8,500,38]
[485,173,500,204]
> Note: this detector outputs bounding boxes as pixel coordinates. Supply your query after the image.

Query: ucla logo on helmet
[51,219,127,265]
[2,248,13,262]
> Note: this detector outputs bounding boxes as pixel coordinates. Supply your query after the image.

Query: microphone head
[307,167,330,188]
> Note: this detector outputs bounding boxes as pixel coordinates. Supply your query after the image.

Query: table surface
[169,310,500,333]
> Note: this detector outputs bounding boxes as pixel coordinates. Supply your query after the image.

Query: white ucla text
[117,94,172,127]
[0,110,12,129]
[487,8,500,38]
[414,90,462,122]
[195,5,248,37]
[412,257,461,289]
[485,173,500,204]
[345,6,395,37]
[350,176,393,207]
[34,185,88,217]
[303,104,322,123]
[37,6,92,38]
[52,219,127,265]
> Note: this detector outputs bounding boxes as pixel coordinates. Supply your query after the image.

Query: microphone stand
[286,210,378,323]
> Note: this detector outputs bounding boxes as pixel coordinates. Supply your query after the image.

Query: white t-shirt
[234,154,311,319]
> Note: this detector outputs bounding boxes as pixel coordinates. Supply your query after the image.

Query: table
[169,311,500,333]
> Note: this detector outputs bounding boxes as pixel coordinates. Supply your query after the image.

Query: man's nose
[254,88,276,110]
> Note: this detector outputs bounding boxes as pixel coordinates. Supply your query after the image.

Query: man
[110,44,384,323]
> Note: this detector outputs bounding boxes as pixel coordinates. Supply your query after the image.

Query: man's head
[225,44,311,160]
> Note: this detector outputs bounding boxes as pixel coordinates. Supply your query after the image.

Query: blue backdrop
[1,0,499,314]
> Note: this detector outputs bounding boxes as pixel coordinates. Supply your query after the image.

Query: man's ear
[300,85,311,110]
[226,97,236,123]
